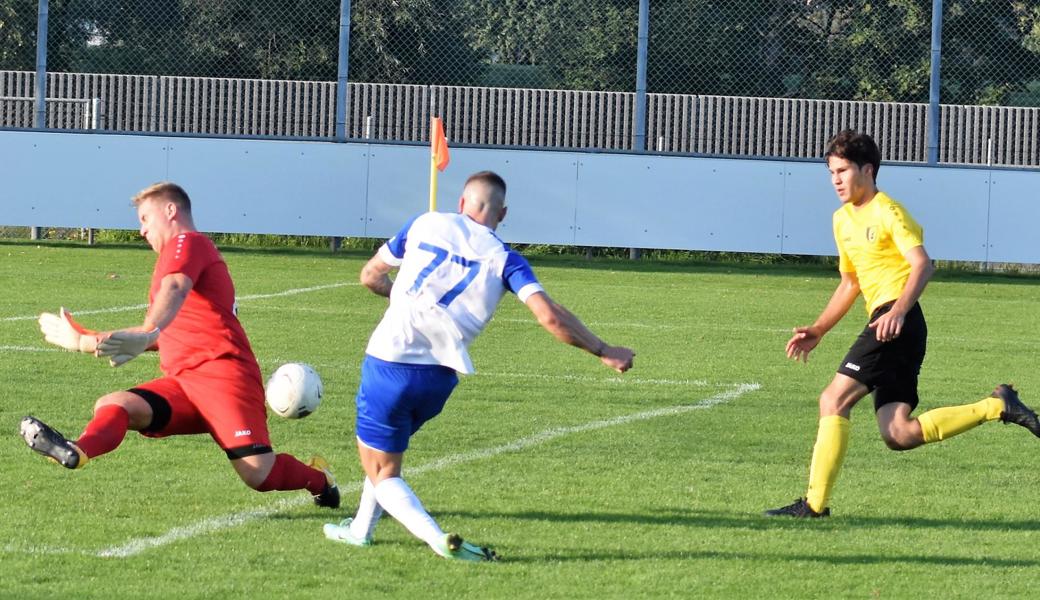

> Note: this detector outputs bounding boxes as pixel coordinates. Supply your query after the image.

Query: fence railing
[646,95,930,162]
[940,105,1040,167]
[3,71,1038,168]
[0,72,106,130]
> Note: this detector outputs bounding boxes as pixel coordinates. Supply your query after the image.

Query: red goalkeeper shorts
[131,357,272,458]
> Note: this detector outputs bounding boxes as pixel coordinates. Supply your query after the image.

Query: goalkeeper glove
[96,328,160,367]
[38,307,101,353]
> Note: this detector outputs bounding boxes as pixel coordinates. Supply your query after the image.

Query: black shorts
[837,301,927,411]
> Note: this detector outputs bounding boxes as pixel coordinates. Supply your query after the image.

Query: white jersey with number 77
[365,212,544,374]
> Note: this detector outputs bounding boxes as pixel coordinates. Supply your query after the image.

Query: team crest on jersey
[865,226,877,242]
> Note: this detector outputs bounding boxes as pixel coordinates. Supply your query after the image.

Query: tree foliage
[462,0,637,89]
[942,0,1040,105]
[348,0,481,85]
[0,0,1037,105]
[0,0,38,71]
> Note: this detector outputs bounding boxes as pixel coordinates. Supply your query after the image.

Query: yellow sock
[917,396,1003,443]
[805,415,850,514]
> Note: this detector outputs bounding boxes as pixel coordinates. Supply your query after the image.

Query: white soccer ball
[265,363,323,419]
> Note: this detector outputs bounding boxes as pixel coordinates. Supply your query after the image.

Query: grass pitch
[2,240,1039,598]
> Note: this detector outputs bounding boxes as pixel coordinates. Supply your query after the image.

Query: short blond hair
[133,182,192,212]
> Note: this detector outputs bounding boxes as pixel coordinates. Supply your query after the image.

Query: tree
[941,0,1040,105]
[648,0,806,97]
[2,0,1037,106]
[65,0,190,75]
[349,0,481,85]
[1,0,98,73]
[805,0,932,101]
[0,0,38,71]
[463,0,638,90]
[646,0,933,101]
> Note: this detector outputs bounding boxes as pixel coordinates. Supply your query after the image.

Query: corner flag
[429,117,450,211]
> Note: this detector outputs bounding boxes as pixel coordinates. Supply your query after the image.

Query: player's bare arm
[360,254,394,298]
[787,271,860,362]
[869,245,934,342]
[96,273,192,367]
[524,291,634,373]
[144,272,193,331]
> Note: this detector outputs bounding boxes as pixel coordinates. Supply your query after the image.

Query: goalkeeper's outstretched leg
[19,416,89,469]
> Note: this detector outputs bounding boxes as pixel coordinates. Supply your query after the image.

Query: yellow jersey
[833,191,924,315]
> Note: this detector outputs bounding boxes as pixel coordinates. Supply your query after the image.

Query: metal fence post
[30,0,49,241]
[87,97,103,129]
[629,0,649,260]
[86,98,102,244]
[334,0,352,142]
[330,0,352,250]
[633,0,649,153]
[927,0,943,164]
[33,0,48,129]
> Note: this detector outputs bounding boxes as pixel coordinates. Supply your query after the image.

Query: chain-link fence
[3,1,1036,101]
[2,0,1038,151]
[4,1,1038,247]
[942,0,1040,106]
[650,1,1040,106]
[19,0,341,81]
[648,1,936,101]
[0,225,92,240]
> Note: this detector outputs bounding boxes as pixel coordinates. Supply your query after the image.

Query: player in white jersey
[324,171,635,561]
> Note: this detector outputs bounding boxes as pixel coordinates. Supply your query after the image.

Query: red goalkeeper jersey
[150,232,258,375]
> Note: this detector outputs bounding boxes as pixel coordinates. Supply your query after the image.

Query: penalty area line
[91,382,760,559]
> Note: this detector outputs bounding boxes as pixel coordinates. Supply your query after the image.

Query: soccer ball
[265,363,323,419]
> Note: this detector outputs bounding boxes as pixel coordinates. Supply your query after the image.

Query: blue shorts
[355,355,458,453]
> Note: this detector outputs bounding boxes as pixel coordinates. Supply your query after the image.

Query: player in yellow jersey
[765,130,1040,518]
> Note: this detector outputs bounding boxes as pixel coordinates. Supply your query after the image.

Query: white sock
[349,477,383,540]
[373,477,444,549]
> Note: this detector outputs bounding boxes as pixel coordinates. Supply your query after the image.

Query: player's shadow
[434,507,1040,565]
[438,506,1040,533]
[487,547,1040,567]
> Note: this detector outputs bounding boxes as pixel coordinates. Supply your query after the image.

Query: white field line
[95,496,314,558]
[408,382,760,475]
[494,317,790,334]
[65,382,757,559]
[0,346,713,388]
[0,303,147,323]
[0,282,357,323]
[261,358,716,389]
[477,371,715,387]
[0,345,60,353]
[0,349,715,390]
[496,316,1040,347]
[2,543,82,556]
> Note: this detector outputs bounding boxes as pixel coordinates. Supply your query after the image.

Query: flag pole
[429,116,450,212]
[429,146,438,212]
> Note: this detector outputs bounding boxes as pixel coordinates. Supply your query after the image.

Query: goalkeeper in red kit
[20,182,339,508]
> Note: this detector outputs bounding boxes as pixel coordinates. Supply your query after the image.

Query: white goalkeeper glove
[96,328,160,367]
[38,307,100,353]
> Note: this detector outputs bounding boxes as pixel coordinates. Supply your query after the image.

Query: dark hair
[464,171,507,197]
[133,182,192,212]
[825,130,881,180]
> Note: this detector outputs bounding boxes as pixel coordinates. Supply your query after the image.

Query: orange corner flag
[431,117,450,172]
